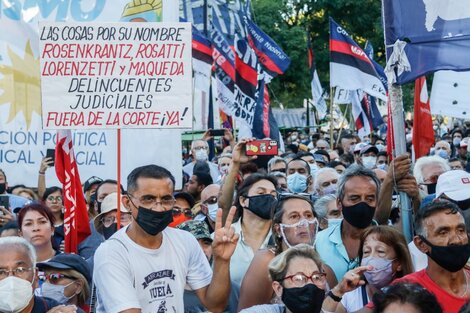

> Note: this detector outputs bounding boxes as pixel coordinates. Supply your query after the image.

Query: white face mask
[195,149,208,161]
[362,156,377,169]
[0,276,34,313]
[219,165,230,175]
[41,281,75,304]
[207,203,219,222]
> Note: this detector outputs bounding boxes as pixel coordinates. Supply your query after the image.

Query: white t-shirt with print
[93,226,212,313]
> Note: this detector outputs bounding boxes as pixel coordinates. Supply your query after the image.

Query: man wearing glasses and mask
[0,236,77,313]
[93,164,238,313]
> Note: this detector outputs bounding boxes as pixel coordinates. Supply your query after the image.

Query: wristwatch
[327,290,342,302]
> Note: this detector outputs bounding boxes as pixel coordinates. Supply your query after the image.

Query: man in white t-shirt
[93,164,239,313]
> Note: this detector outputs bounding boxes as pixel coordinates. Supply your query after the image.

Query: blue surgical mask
[327,218,342,228]
[376,144,385,152]
[41,281,75,304]
[287,173,308,193]
[377,163,388,171]
[309,163,319,175]
[322,184,337,195]
[207,203,219,222]
[437,149,449,159]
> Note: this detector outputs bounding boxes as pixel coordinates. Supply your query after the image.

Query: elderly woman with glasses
[240,244,328,313]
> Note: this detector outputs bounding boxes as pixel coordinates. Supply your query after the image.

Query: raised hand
[212,206,239,262]
[232,138,257,164]
[40,156,54,173]
[333,265,373,296]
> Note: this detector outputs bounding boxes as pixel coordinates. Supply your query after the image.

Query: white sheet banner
[39,22,192,129]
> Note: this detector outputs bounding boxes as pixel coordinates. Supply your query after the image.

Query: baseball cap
[313,154,327,165]
[436,170,470,201]
[177,220,212,241]
[173,192,195,209]
[38,253,91,284]
[360,145,379,156]
[83,176,103,193]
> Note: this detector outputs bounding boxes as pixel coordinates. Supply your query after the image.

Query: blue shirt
[315,222,359,282]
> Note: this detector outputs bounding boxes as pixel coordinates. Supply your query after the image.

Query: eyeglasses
[0,267,33,280]
[194,146,208,151]
[47,196,62,202]
[128,194,175,210]
[271,168,286,173]
[172,207,193,218]
[101,213,133,228]
[282,272,326,287]
[202,196,218,206]
[45,273,75,284]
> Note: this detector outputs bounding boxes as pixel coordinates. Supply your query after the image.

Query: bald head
[201,184,220,203]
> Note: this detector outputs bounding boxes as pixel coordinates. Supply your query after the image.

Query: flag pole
[389,83,413,242]
[330,87,335,149]
[116,128,121,230]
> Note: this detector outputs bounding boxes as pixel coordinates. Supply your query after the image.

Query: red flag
[412,77,434,160]
[55,130,91,253]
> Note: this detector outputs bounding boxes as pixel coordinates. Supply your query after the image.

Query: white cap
[436,170,470,201]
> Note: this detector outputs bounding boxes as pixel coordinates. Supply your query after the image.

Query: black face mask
[0,183,6,194]
[425,183,437,195]
[96,200,102,214]
[135,206,173,236]
[246,194,277,220]
[420,235,470,272]
[281,283,325,313]
[342,201,376,229]
[103,223,117,240]
[456,198,470,211]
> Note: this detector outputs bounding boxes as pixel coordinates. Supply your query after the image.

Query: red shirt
[393,269,470,313]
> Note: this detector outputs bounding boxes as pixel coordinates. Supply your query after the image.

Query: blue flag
[383,0,470,84]
[244,16,291,81]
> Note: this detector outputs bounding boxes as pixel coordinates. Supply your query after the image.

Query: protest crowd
[1,120,470,313]
[2,0,470,312]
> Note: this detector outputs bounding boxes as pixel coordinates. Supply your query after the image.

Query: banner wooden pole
[116,128,121,230]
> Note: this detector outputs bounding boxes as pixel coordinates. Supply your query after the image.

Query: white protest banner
[0,1,184,188]
[39,22,192,129]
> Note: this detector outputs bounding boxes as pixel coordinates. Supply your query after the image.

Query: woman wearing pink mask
[323,225,414,313]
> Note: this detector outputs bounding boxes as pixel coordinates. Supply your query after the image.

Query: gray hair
[268,156,287,172]
[269,171,286,179]
[435,140,450,150]
[0,236,37,267]
[191,139,209,151]
[314,168,340,191]
[268,244,324,282]
[413,155,450,184]
[314,194,337,221]
[337,165,381,201]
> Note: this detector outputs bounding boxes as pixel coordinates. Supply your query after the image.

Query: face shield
[280,218,319,248]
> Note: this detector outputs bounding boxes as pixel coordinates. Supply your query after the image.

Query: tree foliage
[251,0,398,109]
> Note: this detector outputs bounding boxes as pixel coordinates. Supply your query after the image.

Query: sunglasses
[45,273,75,284]
[172,207,193,218]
